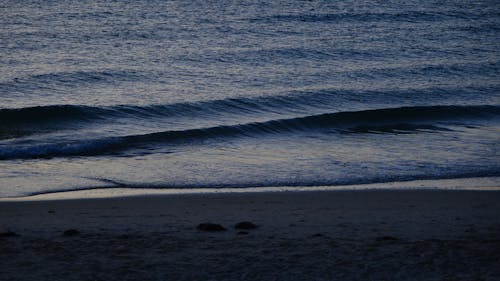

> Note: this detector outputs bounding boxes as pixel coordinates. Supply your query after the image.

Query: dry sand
[1,190,500,281]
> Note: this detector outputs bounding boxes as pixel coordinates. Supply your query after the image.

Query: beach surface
[1,189,500,281]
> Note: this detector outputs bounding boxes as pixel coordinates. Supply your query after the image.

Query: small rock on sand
[197,223,226,232]
[0,231,18,237]
[62,229,80,236]
[235,221,258,230]
[375,236,399,242]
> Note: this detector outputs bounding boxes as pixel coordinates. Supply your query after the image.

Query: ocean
[1,0,499,198]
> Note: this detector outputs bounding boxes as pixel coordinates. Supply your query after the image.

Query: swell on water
[0,69,147,90]
[252,10,500,23]
[1,86,498,130]
[1,105,498,160]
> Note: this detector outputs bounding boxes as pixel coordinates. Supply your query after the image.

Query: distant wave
[0,69,147,93]
[2,86,498,128]
[0,104,106,124]
[1,105,498,160]
[0,93,324,127]
[252,10,500,23]
[0,98,267,133]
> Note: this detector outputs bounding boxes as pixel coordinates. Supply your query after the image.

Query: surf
[1,105,497,160]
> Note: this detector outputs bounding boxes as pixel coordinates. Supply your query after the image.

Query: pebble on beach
[62,229,80,237]
[197,223,226,232]
[234,221,258,230]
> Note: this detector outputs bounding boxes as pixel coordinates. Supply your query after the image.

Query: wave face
[1,0,500,197]
[1,105,498,160]
[1,88,498,134]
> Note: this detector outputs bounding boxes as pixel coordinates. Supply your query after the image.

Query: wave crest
[1,105,498,160]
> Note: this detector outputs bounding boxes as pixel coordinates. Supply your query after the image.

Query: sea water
[1,0,499,197]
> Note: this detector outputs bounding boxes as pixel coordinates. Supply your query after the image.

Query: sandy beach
[2,0,500,280]
[1,189,500,280]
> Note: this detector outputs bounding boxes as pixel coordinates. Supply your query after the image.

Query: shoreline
[1,188,500,280]
[2,176,499,202]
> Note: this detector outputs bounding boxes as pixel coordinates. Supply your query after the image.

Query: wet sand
[1,190,500,280]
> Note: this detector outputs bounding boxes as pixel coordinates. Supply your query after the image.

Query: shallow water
[1,0,499,197]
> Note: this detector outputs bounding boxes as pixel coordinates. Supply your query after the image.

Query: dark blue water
[1,0,499,197]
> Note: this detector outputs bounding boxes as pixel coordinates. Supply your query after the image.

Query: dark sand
[1,190,500,280]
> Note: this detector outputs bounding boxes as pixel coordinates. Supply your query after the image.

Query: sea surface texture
[1,0,499,197]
